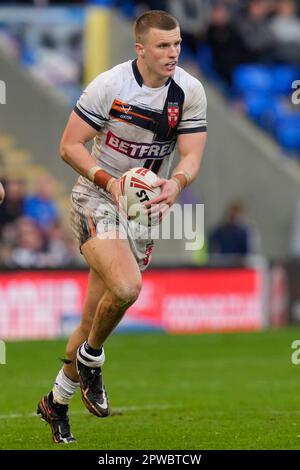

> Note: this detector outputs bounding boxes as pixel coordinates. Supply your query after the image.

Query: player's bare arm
[60,111,98,173]
[60,112,120,204]
[145,131,207,210]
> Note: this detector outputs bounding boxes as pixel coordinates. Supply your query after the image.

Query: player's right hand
[108,179,124,211]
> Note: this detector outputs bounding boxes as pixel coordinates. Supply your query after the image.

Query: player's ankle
[77,342,105,368]
[84,341,103,357]
[49,391,68,410]
[52,368,80,405]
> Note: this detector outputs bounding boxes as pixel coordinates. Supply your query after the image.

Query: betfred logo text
[106,130,176,159]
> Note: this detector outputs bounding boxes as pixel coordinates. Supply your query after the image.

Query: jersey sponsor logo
[167,103,179,128]
[110,99,156,130]
[121,104,132,114]
[105,130,176,159]
[119,114,132,120]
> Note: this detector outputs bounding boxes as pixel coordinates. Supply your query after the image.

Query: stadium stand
[195,0,300,156]
[0,131,79,267]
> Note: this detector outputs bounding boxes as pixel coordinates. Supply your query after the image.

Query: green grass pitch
[1,327,300,450]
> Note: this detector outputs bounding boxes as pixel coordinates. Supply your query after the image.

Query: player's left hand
[144,178,180,216]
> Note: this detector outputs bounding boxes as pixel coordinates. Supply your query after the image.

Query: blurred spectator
[23,173,59,232]
[46,221,78,267]
[168,0,211,54]
[269,0,300,67]
[5,217,78,268]
[234,0,276,63]
[208,201,257,257]
[271,0,300,43]
[133,0,168,15]
[9,217,48,268]
[0,170,80,267]
[0,178,26,233]
[206,0,253,83]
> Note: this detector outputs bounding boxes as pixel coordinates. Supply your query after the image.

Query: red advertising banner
[0,268,265,339]
[0,271,87,340]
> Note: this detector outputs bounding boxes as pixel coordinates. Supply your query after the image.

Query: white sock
[52,368,79,405]
[77,342,105,368]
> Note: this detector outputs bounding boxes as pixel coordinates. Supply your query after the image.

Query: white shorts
[70,176,154,271]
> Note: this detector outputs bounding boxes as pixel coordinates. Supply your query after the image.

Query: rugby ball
[119,167,161,226]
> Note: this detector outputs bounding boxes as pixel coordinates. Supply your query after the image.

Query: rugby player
[37,9,207,443]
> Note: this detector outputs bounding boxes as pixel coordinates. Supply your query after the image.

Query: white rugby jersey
[74,59,207,179]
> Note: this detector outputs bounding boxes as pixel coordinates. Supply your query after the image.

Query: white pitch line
[0,404,173,420]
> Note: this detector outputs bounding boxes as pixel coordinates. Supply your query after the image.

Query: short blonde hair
[134,10,179,43]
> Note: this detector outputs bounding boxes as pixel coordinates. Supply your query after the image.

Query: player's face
[139,27,181,83]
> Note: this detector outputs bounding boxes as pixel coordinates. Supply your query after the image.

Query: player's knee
[112,280,142,307]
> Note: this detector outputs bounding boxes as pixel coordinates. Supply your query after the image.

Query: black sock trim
[83,342,103,357]
[49,391,68,410]
[79,349,94,363]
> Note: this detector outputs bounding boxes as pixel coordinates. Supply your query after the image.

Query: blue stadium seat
[196,44,215,79]
[259,99,287,134]
[276,115,300,152]
[233,65,273,95]
[111,0,135,18]
[243,94,289,134]
[270,65,300,95]
[244,92,273,124]
[180,44,196,63]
